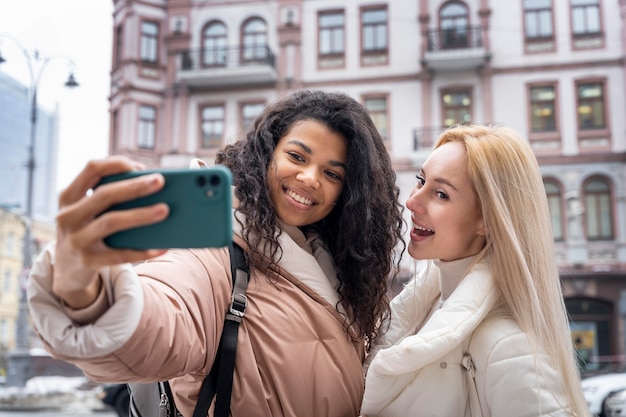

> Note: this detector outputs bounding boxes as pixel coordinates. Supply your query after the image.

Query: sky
[0,0,113,193]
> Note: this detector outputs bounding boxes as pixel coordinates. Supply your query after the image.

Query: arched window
[203,21,227,67]
[242,17,267,62]
[583,177,614,240]
[439,1,469,49]
[544,179,564,241]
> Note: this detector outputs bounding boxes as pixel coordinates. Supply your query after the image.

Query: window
[530,85,557,132]
[0,319,6,343]
[571,0,601,36]
[441,89,472,127]
[3,269,10,292]
[201,105,225,149]
[138,105,156,149]
[524,0,553,41]
[364,96,389,142]
[114,25,123,70]
[140,21,159,63]
[440,2,469,49]
[583,178,613,240]
[241,102,265,132]
[203,21,227,67]
[361,6,388,65]
[242,18,268,62]
[544,180,564,241]
[318,10,345,67]
[6,232,14,255]
[576,81,605,130]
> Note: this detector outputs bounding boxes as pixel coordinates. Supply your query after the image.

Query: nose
[296,167,320,189]
[406,185,425,214]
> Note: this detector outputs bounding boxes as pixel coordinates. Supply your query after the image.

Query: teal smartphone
[97,166,233,249]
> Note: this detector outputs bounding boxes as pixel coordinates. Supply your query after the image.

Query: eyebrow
[419,168,458,192]
[287,139,347,169]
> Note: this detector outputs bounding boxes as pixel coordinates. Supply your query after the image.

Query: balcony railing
[422,26,489,72]
[179,45,275,71]
[413,126,448,151]
[425,25,483,51]
[176,45,277,87]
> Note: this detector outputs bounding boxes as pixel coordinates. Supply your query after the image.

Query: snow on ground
[0,376,109,413]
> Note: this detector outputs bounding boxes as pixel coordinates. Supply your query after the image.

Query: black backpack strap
[193,241,249,417]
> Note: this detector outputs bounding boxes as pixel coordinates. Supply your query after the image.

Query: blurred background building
[0,70,58,358]
[107,0,626,374]
[0,0,624,378]
[0,71,60,220]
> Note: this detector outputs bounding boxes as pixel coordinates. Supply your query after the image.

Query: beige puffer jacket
[27,229,365,417]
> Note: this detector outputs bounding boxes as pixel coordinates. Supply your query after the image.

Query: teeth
[414,224,434,233]
[287,189,313,205]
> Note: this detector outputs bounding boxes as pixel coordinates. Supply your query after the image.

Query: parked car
[606,389,626,417]
[97,383,130,417]
[582,373,626,416]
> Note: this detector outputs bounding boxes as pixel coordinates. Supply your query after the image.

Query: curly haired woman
[28,89,405,417]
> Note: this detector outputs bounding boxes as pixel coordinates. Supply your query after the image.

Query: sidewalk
[0,376,109,413]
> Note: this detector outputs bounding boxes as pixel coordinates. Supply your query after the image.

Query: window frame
[200,104,226,150]
[574,78,610,151]
[317,9,346,69]
[440,87,473,128]
[360,5,388,66]
[438,1,470,50]
[363,93,390,144]
[113,24,123,70]
[140,20,159,64]
[202,20,228,68]
[526,81,561,153]
[523,0,556,53]
[240,101,266,134]
[241,17,268,63]
[583,176,614,241]
[137,104,157,150]
[544,178,565,241]
[569,0,604,50]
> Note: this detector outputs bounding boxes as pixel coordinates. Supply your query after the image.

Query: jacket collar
[369,259,500,375]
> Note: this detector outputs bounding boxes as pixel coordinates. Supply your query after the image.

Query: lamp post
[0,33,79,387]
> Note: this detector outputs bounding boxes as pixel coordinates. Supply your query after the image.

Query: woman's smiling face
[267,119,347,227]
[405,141,486,262]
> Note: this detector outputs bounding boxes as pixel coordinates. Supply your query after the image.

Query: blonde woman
[361,124,588,416]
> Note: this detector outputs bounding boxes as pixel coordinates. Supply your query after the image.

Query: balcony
[413,126,448,151]
[175,45,278,88]
[422,26,490,72]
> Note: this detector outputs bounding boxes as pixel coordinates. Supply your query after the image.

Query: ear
[476,219,486,237]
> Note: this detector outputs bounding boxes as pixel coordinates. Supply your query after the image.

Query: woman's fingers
[59,156,144,209]
[77,202,169,251]
[57,171,166,233]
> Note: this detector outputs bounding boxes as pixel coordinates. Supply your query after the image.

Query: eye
[436,191,449,200]
[415,174,425,187]
[287,151,305,163]
[325,170,343,182]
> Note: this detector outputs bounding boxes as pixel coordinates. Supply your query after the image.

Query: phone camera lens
[195,175,207,187]
[209,174,221,186]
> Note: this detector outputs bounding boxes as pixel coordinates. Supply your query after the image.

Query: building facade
[109,0,626,374]
[0,208,55,352]
[0,70,60,358]
[0,72,60,221]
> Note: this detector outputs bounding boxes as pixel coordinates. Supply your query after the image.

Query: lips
[286,188,314,206]
[413,224,434,236]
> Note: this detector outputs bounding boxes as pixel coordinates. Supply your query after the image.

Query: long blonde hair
[435,124,588,416]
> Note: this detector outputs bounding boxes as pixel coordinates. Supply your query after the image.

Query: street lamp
[0,33,79,387]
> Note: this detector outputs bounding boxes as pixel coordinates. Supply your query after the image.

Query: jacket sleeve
[27,242,232,383]
[471,318,574,416]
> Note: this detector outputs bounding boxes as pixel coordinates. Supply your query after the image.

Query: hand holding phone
[97,166,233,249]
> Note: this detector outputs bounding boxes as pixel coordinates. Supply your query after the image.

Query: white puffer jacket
[361,260,574,417]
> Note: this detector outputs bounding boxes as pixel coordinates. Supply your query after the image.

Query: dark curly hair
[215,89,405,349]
